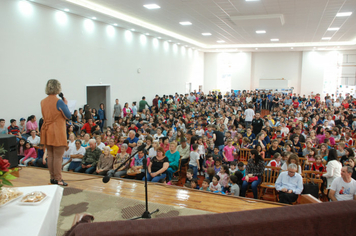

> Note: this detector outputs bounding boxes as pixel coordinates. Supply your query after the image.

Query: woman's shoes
[50,179,68,186]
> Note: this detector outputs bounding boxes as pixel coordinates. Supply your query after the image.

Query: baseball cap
[20,118,25,121]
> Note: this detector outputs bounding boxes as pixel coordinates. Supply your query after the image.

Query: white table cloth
[0,185,63,236]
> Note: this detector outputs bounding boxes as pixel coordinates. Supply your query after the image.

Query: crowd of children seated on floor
[3,89,356,197]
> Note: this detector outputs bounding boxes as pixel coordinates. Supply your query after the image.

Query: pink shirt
[218,172,229,188]
[223,145,236,162]
[23,148,36,161]
[26,121,38,133]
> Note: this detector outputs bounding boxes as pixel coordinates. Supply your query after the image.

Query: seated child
[185,169,194,183]
[311,155,326,177]
[229,161,238,174]
[237,162,245,176]
[199,179,211,191]
[190,178,199,190]
[214,159,222,174]
[209,175,222,192]
[229,175,240,196]
[204,154,215,178]
[218,165,230,192]
[212,147,223,162]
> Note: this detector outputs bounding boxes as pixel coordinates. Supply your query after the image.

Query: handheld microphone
[59,92,64,100]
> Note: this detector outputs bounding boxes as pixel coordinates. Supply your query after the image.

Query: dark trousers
[279,191,298,204]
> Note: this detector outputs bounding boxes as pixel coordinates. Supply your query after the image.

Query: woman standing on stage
[41,79,71,186]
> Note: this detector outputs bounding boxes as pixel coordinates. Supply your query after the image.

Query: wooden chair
[239,148,251,164]
[172,158,185,182]
[302,170,324,200]
[259,166,281,201]
[299,157,307,171]
[303,160,316,171]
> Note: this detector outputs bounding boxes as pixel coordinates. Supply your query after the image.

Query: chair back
[302,170,322,179]
[262,166,281,185]
[239,148,251,164]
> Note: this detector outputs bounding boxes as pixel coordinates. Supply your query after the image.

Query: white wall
[0,0,204,125]
[204,52,251,93]
[251,52,302,92]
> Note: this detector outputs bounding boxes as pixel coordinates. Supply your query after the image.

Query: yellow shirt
[106,145,119,156]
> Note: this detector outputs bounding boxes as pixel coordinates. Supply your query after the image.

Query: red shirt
[81,122,93,134]
[293,101,299,109]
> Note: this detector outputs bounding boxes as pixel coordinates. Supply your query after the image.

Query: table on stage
[0,185,63,236]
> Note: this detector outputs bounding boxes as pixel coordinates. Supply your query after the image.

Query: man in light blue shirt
[284,96,293,106]
[275,163,303,204]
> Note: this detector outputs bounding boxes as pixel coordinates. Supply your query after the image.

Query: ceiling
[30,0,356,51]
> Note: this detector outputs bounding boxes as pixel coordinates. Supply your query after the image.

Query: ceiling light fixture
[131,28,135,31]
[256,30,266,34]
[202,33,212,36]
[336,12,352,17]
[217,40,225,43]
[143,4,161,9]
[168,40,172,42]
[146,33,149,35]
[322,37,331,40]
[270,38,279,42]
[179,21,192,25]
[157,37,161,39]
[255,48,258,50]
[64,8,70,12]
[92,17,96,20]
[327,28,340,31]
[113,23,118,26]
[291,47,294,49]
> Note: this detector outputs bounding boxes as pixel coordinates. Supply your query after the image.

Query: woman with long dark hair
[240,149,265,199]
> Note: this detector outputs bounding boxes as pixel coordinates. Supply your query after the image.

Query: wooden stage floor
[11,167,284,213]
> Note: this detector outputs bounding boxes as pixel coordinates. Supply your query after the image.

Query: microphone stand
[130,149,159,220]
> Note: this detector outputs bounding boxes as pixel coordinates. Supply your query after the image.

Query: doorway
[86,85,111,130]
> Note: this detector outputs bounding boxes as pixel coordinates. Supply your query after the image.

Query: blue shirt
[127,136,139,144]
[275,171,303,194]
[132,106,137,116]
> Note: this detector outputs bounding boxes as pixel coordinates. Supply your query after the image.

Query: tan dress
[40,95,67,147]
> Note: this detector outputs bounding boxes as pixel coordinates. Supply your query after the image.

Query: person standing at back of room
[244,104,255,128]
[113,99,122,122]
[41,79,71,186]
[139,96,150,112]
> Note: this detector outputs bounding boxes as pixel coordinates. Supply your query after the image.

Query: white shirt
[196,129,204,137]
[323,160,342,189]
[96,142,105,150]
[330,177,356,201]
[244,108,255,122]
[70,146,86,162]
[148,148,157,158]
[153,133,164,140]
[27,136,41,146]
[281,163,302,174]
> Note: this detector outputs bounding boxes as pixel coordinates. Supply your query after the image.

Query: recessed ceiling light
[64,9,70,12]
[146,33,149,35]
[270,38,279,42]
[179,21,192,26]
[322,37,331,40]
[143,4,161,10]
[157,37,161,39]
[92,17,96,20]
[185,45,188,47]
[256,30,266,34]
[327,27,340,31]
[336,12,352,17]
[131,28,135,31]
[202,33,212,36]
[177,43,180,45]
[168,40,172,42]
[217,40,225,43]
[113,23,118,26]
[291,47,294,49]
[255,48,258,50]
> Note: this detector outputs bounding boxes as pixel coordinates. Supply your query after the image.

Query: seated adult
[81,118,94,134]
[26,115,40,136]
[145,147,169,182]
[95,136,105,151]
[240,149,265,199]
[75,139,101,174]
[275,163,303,204]
[130,150,150,180]
[252,133,266,150]
[329,166,356,201]
[107,144,130,178]
[281,154,302,174]
[165,141,180,181]
[126,130,139,149]
[82,133,90,149]
[68,140,85,172]
[106,138,119,156]
[27,130,41,147]
[95,146,114,176]
[176,138,190,167]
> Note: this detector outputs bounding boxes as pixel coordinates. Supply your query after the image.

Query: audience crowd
[3,89,356,203]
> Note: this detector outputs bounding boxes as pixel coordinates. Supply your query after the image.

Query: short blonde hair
[45,79,61,95]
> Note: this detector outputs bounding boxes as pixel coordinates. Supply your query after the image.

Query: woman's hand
[245,176,249,182]
[151,172,157,177]
[63,97,68,105]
